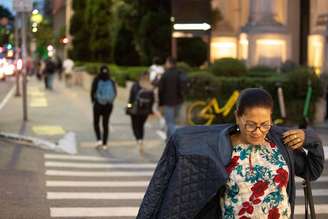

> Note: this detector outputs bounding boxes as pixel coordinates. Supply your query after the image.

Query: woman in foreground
[137,88,324,219]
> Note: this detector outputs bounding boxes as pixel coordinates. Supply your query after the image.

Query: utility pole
[14,13,20,97]
[13,0,33,122]
[21,11,28,121]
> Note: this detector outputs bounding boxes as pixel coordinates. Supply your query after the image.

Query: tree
[0,5,14,46]
[88,0,113,62]
[70,0,171,65]
[113,26,140,65]
[0,5,14,20]
[70,0,92,61]
[115,0,171,65]
[137,10,171,64]
[178,38,208,67]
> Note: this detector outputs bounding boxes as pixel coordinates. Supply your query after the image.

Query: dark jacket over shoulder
[158,67,184,106]
[136,124,324,219]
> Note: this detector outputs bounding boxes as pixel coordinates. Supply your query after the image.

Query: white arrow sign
[173,23,211,31]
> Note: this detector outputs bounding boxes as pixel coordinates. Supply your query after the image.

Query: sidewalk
[0,76,327,158]
[0,77,165,162]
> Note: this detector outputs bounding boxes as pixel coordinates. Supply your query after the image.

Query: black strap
[303,158,316,219]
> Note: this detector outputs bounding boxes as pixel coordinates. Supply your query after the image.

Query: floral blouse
[222,141,290,219]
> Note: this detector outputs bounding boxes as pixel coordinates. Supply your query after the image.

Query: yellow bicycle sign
[187,90,240,125]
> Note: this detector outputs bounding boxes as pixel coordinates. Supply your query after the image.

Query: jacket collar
[217,124,235,166]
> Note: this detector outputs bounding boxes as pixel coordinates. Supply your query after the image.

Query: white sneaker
[101,145,108,150]
[95,140,102,147]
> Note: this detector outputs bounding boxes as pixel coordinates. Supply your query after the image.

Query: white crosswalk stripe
[50,207,139,217]
[43,153,328,218]
[44,153,153,218]
[46,180,149,187]
[45,161,156,169]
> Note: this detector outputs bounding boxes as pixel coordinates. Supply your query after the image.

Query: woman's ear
[234,111,239,124]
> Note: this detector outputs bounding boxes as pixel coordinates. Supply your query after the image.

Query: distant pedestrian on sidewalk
[158,57,187,139]
[43,57,57,90]
[126,72,154,153]
[149,57,165,129]
[63,58,74,87]
[91,65,117,149]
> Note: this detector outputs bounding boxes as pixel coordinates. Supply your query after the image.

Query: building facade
[210,0,328,73]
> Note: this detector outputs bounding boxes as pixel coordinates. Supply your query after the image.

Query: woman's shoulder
[174,124,233,140]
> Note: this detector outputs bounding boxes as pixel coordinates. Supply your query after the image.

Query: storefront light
[308,34,324,74]
[210,37,237,61]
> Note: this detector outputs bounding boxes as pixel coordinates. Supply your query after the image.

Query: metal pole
[15,12,21,97]
[21,12,28,121]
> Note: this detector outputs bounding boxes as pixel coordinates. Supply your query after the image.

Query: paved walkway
[0,76,166,162]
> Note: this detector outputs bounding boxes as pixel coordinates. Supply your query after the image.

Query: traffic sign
[13,0,33,12]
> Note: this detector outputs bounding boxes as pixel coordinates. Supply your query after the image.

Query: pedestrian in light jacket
[137,88,324,219]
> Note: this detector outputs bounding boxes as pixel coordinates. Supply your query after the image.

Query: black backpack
[46,60,56,74]
[135,89,154,115]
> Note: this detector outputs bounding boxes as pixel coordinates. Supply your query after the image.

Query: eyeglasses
[244,123,272,133]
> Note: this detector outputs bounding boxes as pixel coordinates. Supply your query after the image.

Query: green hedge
[210,58,247,77]
[79,61,323,124]
[186,68,322,124]
[81,62,147,87]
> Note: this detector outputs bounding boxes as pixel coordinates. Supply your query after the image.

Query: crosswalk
[44,153,328,218]
[44,153,154,218]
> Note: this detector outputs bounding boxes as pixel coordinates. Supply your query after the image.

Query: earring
[236,125,240,132]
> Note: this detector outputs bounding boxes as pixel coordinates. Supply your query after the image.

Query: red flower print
[238,201,254,216]
[249,194,261,204]
[274,168,289,188]
[239,216,251,219]
[253,198,261,204]
[226,155,240,174]
[269,142,276,148]
[251,180,268,198]
[268,207,280,219]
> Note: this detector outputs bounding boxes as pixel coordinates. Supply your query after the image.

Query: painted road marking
[45,161,156,169]
[45,170,153,177]
[30,98,48,107]
[44,154,118,161]
[80,139,161,148]
[28,86,41,92]
[33,126,65,135]
[46,180,149,187]
[50,207,139,217]
[48,205,328,217]
[296,189,328,197]
[296,176,328,183]
[47,192,144,200]
[294,204,328,215]
[29,91,46,97]
[0,85,15,111]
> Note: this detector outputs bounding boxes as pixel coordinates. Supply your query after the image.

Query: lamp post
[13,0,33,122]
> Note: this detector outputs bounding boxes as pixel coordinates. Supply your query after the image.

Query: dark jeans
[130,115,148,140]
[93,103,113,145]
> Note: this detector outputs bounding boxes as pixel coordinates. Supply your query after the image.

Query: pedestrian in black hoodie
[90,65,117,149]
